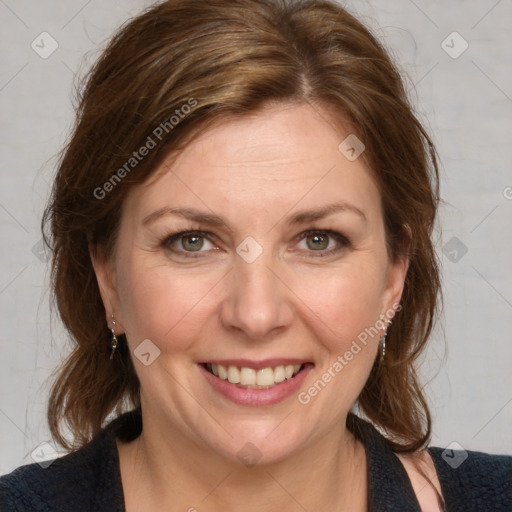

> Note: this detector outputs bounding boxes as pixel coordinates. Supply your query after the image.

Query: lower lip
[199,364,313,406]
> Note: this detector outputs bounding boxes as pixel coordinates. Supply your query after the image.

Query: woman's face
[93,102,407,465]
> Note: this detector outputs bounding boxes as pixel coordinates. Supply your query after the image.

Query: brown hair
[43,0,441,454]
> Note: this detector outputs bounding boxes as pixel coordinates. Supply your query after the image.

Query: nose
[219,256,294,341]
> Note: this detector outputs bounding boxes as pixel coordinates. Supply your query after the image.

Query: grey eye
[305,232,330,251]
[181,235,204,251]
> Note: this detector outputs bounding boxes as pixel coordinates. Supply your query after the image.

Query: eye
[295,230,350,256]
[180,234,207,252]
[162,230,216,256]
[304,232,330,250]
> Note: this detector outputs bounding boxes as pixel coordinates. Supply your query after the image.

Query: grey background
[1,0,511,475]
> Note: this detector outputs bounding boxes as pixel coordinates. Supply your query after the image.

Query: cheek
[116,256,221,352]
[291,264,385,413]
[291,259,386,349]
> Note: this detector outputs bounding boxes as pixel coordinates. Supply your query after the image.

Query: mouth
[199,360,313,389]
[198,359,314,406]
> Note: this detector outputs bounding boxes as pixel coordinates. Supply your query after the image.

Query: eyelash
[160,229,351,258]
[294,230,351,257]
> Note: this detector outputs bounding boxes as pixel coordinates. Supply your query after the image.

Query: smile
[199,360,314,406]
[204,362,303,389]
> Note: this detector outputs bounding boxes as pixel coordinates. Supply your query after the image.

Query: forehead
[126,103,381,223]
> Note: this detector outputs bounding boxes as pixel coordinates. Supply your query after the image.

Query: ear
[380,224,411,315]
[89,242,124,333]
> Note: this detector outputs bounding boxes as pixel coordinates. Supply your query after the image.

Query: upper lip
[199,358,312,370]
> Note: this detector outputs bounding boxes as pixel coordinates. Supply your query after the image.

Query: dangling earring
[379,332,386,361]
[379,315,392,362]
[110,314,118,360]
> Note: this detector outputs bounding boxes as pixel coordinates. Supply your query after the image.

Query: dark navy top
[0,408,510,511]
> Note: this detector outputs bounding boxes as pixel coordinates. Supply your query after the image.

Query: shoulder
[0,410,140,512]
[349,412,511,511]
[428,446,512,511]
[396,450,444,511]
[0,432,108,512]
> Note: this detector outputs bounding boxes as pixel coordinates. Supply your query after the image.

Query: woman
[1,0,510,510]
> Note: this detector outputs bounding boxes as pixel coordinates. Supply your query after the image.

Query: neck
[118,408,367,512]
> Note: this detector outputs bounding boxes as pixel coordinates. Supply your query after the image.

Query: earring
[379,332,386,361]
[110,314,118,360]
[378,315,392,362]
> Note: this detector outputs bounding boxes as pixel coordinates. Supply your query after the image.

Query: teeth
[218,364,227,380]
[240,367,256,386]
[208,363,303,388]
[256,367,274,386]
[227,366,240,384]
[274,365,286,383]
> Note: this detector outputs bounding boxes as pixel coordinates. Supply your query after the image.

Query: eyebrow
[286,201,367,225]
[142,201,367,229]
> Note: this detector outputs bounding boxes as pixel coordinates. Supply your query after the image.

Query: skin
[91,102,440,511]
